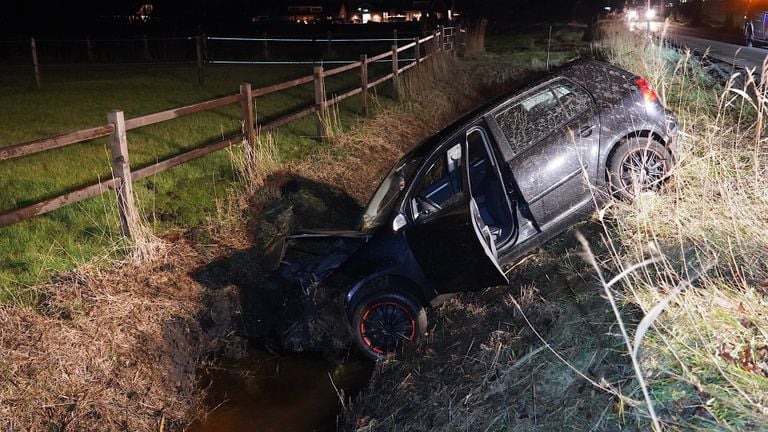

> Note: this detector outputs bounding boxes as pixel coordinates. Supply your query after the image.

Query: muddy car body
[267,59,679,359]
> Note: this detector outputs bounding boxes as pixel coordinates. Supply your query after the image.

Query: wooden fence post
[195,36,204,85]
[240,83,255,143]
[313,66,326,139]
[414,37,420,66]
[86,36,94,62]
[262,32,269,60]
[142,34,151,60]
[392,44,399,101]
[30,37,41,89]
[107,110,136,238]
[455,26,462,56]
[360,54,369,116]
[202,33,208,61]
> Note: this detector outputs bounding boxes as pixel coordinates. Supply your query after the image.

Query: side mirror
[391,213,407,233]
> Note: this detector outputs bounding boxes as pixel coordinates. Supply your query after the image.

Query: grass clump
[593,22,768,430]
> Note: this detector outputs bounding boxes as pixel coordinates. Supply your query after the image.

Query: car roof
[403,58,636,160]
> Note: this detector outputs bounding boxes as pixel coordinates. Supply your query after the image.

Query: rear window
[494,79,591,156]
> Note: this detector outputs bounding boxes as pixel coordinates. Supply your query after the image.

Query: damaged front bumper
[263,230,371,290]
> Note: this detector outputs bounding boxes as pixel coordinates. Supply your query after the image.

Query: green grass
[484,23,589,69]
[0,61,398,299]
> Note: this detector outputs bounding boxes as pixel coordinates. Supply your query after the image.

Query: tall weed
[595,21,768,430]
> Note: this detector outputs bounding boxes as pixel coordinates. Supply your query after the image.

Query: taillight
[635,77,658,103]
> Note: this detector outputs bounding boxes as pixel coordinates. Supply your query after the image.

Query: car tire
[607,138,672,199]
[351,291,427,360]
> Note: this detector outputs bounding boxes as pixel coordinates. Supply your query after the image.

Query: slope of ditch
[0,55,534,431]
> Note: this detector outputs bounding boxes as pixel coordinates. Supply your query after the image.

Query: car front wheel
[351,291,427,360]
[608,138,672,199]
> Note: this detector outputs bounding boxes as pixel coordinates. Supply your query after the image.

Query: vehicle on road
[625,1,666,32]
[265,59,679,360]
[744,0,768,46]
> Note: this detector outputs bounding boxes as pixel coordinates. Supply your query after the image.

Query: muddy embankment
[0,56,528,431]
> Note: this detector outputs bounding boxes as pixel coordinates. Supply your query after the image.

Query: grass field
[484,23,590,69]
[0,59,396,299]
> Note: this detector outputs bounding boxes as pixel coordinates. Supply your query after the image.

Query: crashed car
[265,59,679,360]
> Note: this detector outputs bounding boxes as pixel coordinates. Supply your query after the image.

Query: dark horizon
[0,0,619,38]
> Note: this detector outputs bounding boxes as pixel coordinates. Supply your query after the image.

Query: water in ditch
[190,348,373,432]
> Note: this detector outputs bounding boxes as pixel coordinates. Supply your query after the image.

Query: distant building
[278,0,455,24]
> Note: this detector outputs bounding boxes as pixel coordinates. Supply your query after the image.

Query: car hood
[262,229,371,288]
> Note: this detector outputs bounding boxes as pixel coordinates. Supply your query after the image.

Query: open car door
[404,140,509,294]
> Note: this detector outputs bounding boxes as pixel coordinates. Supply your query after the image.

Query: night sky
[1,1,618,37]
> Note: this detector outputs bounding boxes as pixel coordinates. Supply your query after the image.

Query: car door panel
[406,198,508,293]
[404,135,509,293]
[490,79,599,228]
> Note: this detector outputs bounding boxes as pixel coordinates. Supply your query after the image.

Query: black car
[266,59,679,360]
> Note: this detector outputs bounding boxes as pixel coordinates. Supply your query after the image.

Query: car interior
[411,129,516,251]
[466,128,516,248]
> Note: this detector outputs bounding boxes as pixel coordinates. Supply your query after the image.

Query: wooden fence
[0,30,457,235]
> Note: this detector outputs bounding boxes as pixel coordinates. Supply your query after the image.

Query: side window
[412,143,463,219]
[551,81,592,120]
[494,80,590,156]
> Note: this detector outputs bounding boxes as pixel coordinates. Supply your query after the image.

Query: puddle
[191,348,373,432]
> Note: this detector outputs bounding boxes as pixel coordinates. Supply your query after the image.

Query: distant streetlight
[647,0,651,34]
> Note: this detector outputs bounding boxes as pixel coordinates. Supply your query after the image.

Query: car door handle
[579,125,595,138]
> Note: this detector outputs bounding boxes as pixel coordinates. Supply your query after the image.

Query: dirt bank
[0,54,530,431]
[0,235,241,431]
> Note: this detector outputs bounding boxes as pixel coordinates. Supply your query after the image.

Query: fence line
[207,36,407,43]
[0,30,457,231]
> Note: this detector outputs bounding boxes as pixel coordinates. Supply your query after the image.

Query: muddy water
[192,348,373,432]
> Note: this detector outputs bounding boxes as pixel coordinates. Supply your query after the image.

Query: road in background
[669,33,768,70]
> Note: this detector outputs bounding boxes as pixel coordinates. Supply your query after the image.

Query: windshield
[359,155,422,231]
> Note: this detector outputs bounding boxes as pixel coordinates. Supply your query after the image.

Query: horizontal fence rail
[0,29,457,232]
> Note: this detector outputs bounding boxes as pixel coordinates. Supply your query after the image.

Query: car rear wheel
[351,291,427,360]
[608,138,671,199]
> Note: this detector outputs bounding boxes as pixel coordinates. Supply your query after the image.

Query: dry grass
[0,238,239,431]
[592,21,768,430]
[231,131,281,196]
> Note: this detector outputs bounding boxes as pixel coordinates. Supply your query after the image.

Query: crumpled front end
[262,230,371,356]
[264,230,370,290]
